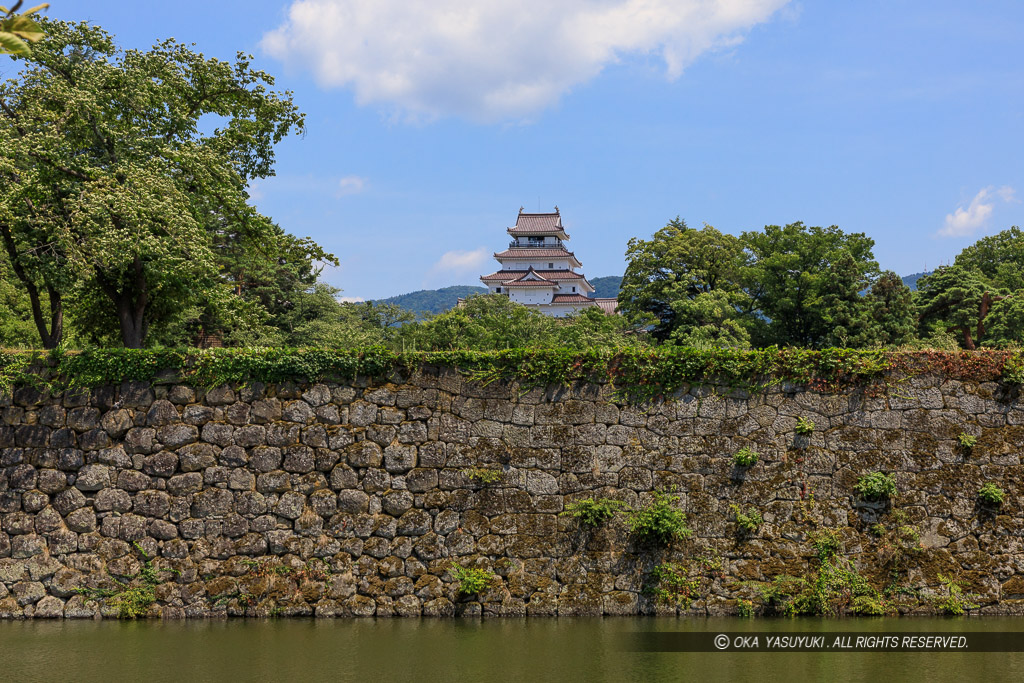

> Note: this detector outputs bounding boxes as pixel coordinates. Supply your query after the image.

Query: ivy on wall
[1,347,1022,400]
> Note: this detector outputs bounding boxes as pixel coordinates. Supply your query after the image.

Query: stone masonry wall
[1,366,1022,618]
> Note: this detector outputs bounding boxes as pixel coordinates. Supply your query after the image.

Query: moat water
[0,617,1020,682]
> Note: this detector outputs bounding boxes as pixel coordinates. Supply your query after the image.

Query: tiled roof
[508,212,568,236]
[595,298,619,314]
[504,280,559,288]
[550,294,598,304]
[480,270,588,282]
[500,267,559,287]
[494,248,575,259]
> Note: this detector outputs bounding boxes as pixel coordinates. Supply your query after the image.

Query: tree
[0,20,306,348]
[915,227,1024,349]
[915,265,997,349]
[619,219,753,347]
[0,252,38,346]
[742,222,879,348]
[862,271,917,347]
[398,294,556,351]
[954,226,1024,291]
[552,306,648,349]
[0,2,47,56]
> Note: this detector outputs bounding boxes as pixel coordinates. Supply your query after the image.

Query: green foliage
[915,265,994,350]
[74,541,169,619]
[626,490,691,546]
[977,482,1005,506]
[736,598,755,618]
[729,504,763,535]
[110,584,156,620]
[732,447,758,467]
[449,563,495,596]
[933,575,978,615]
[560,497,626,527]
[463,467,502,485]
[760,548,885,617]
[397,294,645,352]
[0,19,314,349]
[957,432,978,450]
[854,472,897,501]
[872,510,924,579]
[741,222,894,348]
[648,563,702,609]
[0,2,47,57]
[794,416,815,435]
[5,348,1024,403]
[619,219,753,347]
[808,528,841,561]
[850,595,886,616]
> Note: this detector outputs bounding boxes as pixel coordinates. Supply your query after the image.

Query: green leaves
[0,19,310,349]
[620,220,752,346]
[620,219,912,350]
[0,3,48,56]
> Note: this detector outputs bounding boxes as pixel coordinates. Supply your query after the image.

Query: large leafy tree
[916,227,1024,348]
[915,265,994,349]
[0,20,306,348]
[619,219,753,347]
[861,270,917,347]
[742,222,880,348]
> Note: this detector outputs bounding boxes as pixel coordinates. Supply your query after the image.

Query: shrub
[729,504,763,535]
[463,467,502,485]
[449,563,496,596]
[808,528,841,560]
[795,416,815,435]
[854,472,897,501]
[957,432,978,450]
[736,598,755,618]
[648,563,701,609]
[933,574,978,615]
[733,447,759,467]
[626,490,692,546]
[977,483,1005,506]
[560,498,626,527]
[850,595,886,616]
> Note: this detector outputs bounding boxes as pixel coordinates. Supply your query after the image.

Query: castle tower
[479,207,617,317]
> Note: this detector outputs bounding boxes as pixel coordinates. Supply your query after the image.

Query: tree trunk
[99,257,149,349]
[0,221,63,349]
[954,325,976,350]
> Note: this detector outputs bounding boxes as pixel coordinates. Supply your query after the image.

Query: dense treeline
[0,20,1021,353]
[620,219,1024,351]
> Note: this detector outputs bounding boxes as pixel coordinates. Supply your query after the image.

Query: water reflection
[0,617,1021,682]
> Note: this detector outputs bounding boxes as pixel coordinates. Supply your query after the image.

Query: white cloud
[246,181,264,201]
[938,186,1016,237]
[429,247,490,276]
[262,0,790,121]
[337,296,365,303]
[336,175,367,196]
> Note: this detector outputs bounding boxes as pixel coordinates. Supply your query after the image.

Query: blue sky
[30,1,1024,300]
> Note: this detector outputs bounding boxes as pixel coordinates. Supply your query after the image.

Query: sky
[21,1,1024,300]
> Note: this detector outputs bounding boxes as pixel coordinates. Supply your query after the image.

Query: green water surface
[0,617,1021,682]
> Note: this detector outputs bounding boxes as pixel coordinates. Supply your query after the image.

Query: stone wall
[1,366,1022,618]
